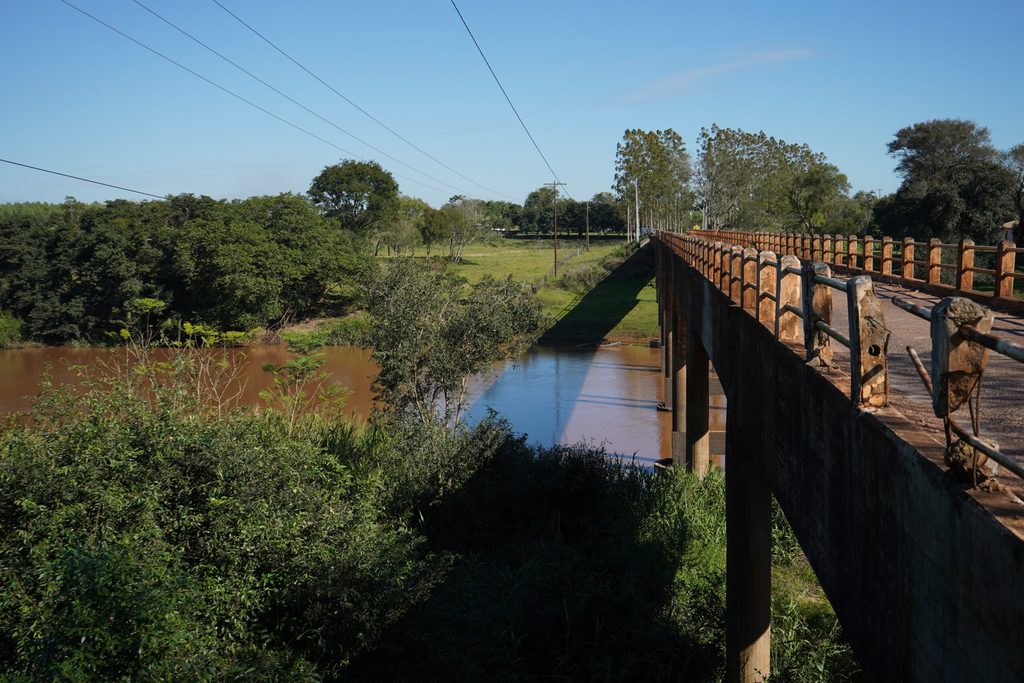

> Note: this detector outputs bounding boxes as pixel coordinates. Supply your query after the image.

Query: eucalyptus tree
[695,124,849,233]
[613,129,693,232]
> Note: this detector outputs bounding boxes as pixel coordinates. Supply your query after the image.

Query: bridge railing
[662,232,890,407]
[694,229,1024,311]
[892,296,1024,481]
[661,230,1024,484]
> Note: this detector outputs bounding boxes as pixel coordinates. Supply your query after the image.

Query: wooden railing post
[812,234,822,262]
[927,238,942,284]
[863,235,875,273]
[730,246,743,302]
[719,243,730,292]
[901,237,915,280]
[930,297,994,419]
[881,237,893,276]
[775,255,802,341]
[957,239,974,291]
[742,248,758,312]
[995,240,1016,299]
[848,235,858,270]
[847,276,889,407]
[823,234,834,264]
[801,261,834,366]
[757,251,777,327]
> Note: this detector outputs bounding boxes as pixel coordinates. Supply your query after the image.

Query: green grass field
[448,239,596,283]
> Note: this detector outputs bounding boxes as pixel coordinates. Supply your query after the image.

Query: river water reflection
[467,345,672,465]
[0,344,677,464]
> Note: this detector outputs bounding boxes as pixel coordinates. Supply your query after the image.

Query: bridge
[652,230,1024,682]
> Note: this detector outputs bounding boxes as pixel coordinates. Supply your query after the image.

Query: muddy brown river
[0,344,724,465]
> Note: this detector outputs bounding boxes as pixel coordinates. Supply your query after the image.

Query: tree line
[612,120,1024,245]
[0,193,361,343]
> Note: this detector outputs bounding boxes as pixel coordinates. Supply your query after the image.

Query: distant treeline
[0,194,362,343]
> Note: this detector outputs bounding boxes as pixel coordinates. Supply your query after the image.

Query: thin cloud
[624,49,814,103]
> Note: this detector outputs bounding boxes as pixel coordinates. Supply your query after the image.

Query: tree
[613,129,692,231]
[443,196,487,262]
[418,206,450,256]
[522,186,557,234]
[880,119,1016,242]
[381,195,428,256]
[367,259,543,429]
[695,124,852,233]
[589,192,624,233]
[1004,144,1024,245]
[308,160,399,238]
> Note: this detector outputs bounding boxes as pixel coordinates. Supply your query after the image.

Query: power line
[448,0,574,201]
[0,158,164,199]
[130,0,477,199]
[58,0,449,196]
[209,0,517,202]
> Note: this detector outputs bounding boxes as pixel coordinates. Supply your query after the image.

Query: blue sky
[2,0,1022,207]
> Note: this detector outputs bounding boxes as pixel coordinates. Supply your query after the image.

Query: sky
[2,0,1023,208]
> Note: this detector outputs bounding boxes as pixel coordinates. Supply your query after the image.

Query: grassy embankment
[449,238,658,343]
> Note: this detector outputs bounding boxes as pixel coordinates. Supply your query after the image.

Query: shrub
[0,383,439,679]
[0,310,22,348]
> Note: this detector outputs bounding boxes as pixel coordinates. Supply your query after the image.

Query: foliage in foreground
[0,377,859,680]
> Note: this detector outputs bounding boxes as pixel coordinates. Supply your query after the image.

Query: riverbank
[275,239,658,349]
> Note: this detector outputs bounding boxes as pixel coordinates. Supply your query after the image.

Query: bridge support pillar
[685,328,710,478]
[726,416,772,683]
[671,261,686,464]
[657,245,673,412]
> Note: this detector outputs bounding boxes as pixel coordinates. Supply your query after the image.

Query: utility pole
[585,200,590,250]
[545,180,566,275]
[633,178,640,243]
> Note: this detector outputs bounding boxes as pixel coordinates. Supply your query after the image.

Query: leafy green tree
[1004,143,1024,244]
[480,200,521,232]
[589,192,625,233]
[443,196,487,262]
[522,186,557,234]
[695,125,851,233]
[613,129,693,230]
[879,119,1016,242]
[382,195,428,255]
[367,259,543,429]
[417,206,449,256]
[308,160,400,238]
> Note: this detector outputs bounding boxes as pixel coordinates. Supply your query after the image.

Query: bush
[0,383,439,679]
[0,310,22,347]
